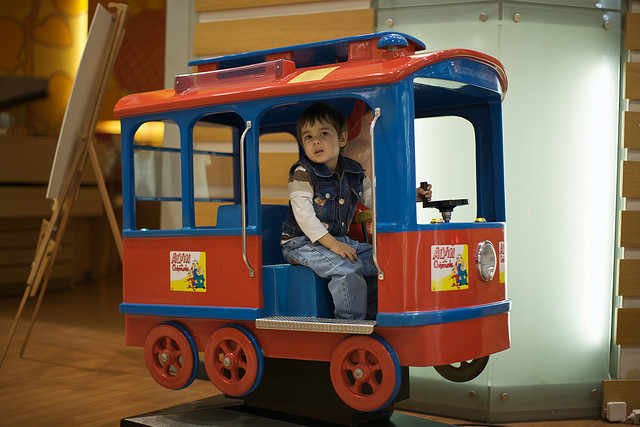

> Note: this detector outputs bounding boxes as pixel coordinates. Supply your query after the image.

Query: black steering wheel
[420,182,468,223]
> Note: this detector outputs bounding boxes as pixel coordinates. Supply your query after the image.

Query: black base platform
[241,358,408,425]
[121,394,453,426]
[123,358,451,426]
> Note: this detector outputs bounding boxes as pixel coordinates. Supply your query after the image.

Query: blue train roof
[188,32,426,70]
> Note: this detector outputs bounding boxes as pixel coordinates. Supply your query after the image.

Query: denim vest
[282,155,365,239]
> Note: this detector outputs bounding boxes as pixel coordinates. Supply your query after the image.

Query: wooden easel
[0,3,128,370]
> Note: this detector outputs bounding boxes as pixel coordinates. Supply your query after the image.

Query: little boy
[281,103,433,320]
[281,103,376,320]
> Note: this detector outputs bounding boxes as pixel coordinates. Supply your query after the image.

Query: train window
[414,115,478,224]
[133,119,181,230]
[192,119,235,227]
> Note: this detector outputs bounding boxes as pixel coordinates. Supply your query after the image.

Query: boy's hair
[296,103,348,147]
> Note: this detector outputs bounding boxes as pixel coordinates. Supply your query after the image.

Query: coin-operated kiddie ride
[114,32,510,425]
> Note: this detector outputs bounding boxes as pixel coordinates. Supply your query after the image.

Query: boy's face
[300,119,347,171]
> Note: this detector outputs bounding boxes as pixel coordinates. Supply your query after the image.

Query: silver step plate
[255,316,375,334]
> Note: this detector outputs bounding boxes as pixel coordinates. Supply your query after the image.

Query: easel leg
[19,258,57,358]
[20,179,78,358]
[0,287,32,369]
[88,141,123,261]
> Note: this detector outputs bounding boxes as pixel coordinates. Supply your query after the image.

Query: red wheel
[204,325,263,396]
[144,322,198,390]
[330,335,401,412]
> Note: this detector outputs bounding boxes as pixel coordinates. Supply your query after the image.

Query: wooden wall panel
[601,380,640,418]
[626,12,640,50]
[0,217,75,295]
[194,126,294,143]
[0,137,57,183]
[619,259,640,296]
[0,134,117,292]
[260,152,298,187]
[0,136,100,184]
[618,8,640,390]
[196,0,321,12]
[625,62,640,100]
[616,307,640,345]
[0,187,103,218]
[623,161,640,198]
[620,210,640,248]
[194,9,375,57]
[624,111,640,149]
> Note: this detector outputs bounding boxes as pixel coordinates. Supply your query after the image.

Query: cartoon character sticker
[431,245,469,291]
[170,251,206,292]
[499,241,506,283]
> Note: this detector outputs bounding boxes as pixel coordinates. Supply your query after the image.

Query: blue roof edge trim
[376,300,511,327]
[188,32,426,68]
[120,303,264,320]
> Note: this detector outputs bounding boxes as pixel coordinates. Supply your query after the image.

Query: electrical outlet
[606,401,627,422]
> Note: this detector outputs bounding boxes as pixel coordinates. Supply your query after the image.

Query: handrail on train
[369,108,384,280]
[240,121,255,277]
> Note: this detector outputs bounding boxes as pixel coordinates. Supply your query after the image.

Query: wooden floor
[0,275,613,426]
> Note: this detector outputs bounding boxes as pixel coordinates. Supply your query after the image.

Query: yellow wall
[0,1,167,136]
[0,1,88,136]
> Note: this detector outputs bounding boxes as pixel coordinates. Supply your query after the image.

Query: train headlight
[476,241,496,281]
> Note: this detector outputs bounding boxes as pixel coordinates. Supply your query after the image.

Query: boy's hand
[330,241,358,262]
[417,184,432,202]
[317,234,357,262]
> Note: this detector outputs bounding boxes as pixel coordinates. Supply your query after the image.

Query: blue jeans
[282,235,378,320]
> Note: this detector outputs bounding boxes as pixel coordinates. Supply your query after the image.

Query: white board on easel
[46,4,115,200]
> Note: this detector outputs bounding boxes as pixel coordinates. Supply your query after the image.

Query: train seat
[262,264,333,317]
[217,204,334,317]
[260,204,334,317]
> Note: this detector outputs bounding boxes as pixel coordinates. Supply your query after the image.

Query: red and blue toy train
[114,32,510,413]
